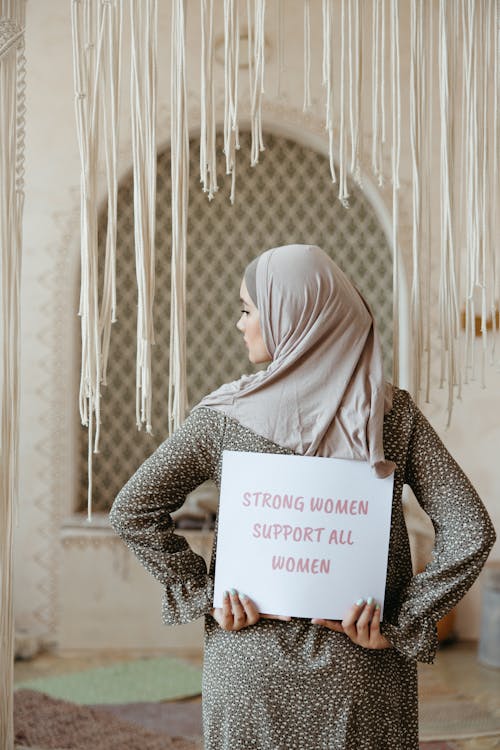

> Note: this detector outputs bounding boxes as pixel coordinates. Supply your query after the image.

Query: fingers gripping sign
[211,589,291,631]
[311,598,391,650]
[212,589,259,631]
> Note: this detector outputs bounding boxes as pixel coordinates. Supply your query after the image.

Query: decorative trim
[0,18,23,59]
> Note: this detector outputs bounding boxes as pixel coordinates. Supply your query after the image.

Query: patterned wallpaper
[77,131,393,512]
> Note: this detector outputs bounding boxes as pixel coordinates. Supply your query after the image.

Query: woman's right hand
[211,589,291,631]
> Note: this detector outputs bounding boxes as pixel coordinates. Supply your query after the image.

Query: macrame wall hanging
[0,1,26,746]
[71,0,499,518]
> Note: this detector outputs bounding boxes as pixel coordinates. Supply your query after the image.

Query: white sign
[213,450,394,620]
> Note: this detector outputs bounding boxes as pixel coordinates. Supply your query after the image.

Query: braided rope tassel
[303,0,311,111]
[248,0,266,167]
[276,0,285,97]
[200,0,218,200]
[71,0,102,515]
[71,0,123,517]
[390,0,401,387]
[99,0,123,385]
[322,0,337,185]
[410,0,423,401]
[371,0,385,186]
[490,0,499,362]
[338,0,349,206]
[423,0,433,403]
[130,0,157,436]
[349,0,362,185]
[438,0,460,424]
[478,0,496,377]
[461,0,478,386]
[169,0,189,433]
[223,0,240,204]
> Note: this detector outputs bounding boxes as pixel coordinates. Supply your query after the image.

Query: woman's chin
[249,354,272,366]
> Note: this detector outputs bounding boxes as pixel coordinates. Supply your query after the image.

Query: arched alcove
[77,131,394,512]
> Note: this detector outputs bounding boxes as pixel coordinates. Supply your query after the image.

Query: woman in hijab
[110,244,495,750]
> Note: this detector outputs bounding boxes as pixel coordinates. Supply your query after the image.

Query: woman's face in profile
[237,279,272,364]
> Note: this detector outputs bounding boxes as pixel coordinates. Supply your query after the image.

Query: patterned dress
[109,387,495,750]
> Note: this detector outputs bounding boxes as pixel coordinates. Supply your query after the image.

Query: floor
[417,641,500,749]
[14,640,500,749]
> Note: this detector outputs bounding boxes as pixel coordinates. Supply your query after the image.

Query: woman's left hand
[311,598,391,650]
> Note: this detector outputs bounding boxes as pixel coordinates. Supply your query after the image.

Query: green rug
[14,657,202,705]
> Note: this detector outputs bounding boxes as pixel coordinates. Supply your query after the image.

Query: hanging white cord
[200,0,218,200]
[371,0,379,182]
[460,0,472,382]
[438,0,460,424]
[276,0,285,97]
[303,0,311,111]
[410,0,422,400]
[321,0,329,87]
[71,0,124,516]
[72,0,102,517]
[372,0,381,185]
[248,0,266,167]
[349,0,362,184]
[476,0,498,375]
[451,3,463,401]
[390,0,400,386]
[381,0,387,150]
[130,0,157,435]
[338,0,349,206]
[99,0,123,384]
[478,0,488,386]
[0,19,25,750]
[455,0,474,398]
[491,0,499,361]
[169,0,189,433]
[371,0,385,186]
[223,0,240,203]
[322,0,336,184]
[424,0,433,403]
[462,0,478,384]
[438,0,449,392]
[468,0,479,382]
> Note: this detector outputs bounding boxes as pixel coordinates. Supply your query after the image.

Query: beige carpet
[419,668,500,741]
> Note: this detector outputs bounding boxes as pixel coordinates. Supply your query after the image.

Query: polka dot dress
[110,388,496,750]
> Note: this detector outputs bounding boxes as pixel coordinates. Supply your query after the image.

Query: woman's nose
[236,316,245,332]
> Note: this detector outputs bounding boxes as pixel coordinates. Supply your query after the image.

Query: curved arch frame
[35,108,412,650]
[157,115,412,391]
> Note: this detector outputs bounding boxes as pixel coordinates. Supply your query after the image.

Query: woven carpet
[14,656,202,704]
[419,665,500,741]
[14,690,201,750]
[419,698,500,741]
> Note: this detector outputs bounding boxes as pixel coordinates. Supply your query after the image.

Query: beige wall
[14,0,498,647]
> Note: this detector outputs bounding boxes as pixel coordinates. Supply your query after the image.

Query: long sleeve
[381,398,496,663]
[109,408,224,625]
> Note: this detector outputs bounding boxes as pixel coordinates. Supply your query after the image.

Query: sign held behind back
[213,450,394,620]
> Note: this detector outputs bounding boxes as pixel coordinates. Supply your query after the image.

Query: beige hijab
[195,244,395,477]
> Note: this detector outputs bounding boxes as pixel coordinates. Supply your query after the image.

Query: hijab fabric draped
[195,244,395,478]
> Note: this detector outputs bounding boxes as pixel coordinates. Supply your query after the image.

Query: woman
[110,244,495,750]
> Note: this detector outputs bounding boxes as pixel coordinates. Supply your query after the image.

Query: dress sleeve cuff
[161,575,215,625]
[380,617,438,664]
